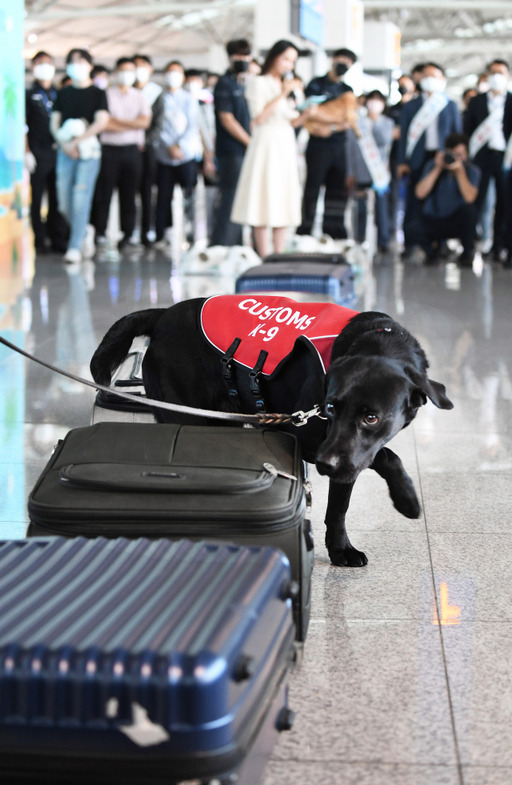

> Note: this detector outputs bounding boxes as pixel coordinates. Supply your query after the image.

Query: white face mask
[366,100,384,116]
[117,70,136,87]
[420,76,446,94]
[488,73,508,93]
[93,76,109,90]
[135,66,151,84]
[165,71,184,89]
[33,63,55,82]
[185,82,203,99]
[66,62,91,83]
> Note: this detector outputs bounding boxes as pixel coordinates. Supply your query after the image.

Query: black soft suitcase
[27,423,314,640]
[0,537,296,784]
[235,259,357,306]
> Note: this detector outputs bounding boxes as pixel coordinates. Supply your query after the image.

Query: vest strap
[249,350,269,412]
[221,337,242,406]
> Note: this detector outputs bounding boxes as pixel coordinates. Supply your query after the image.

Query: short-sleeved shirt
[213,69,251,158]
[100,86,151,147]
[305,74,353,148]
[53,85,108,124]
[422,160,481,218]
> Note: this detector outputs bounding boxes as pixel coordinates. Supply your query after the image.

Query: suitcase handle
[58,463,277,494]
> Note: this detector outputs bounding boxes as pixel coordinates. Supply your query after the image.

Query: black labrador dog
[90,297,453,567]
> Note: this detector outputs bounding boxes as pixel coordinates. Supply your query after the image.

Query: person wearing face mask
[133,54,164,247]
[50,48,110,265]
[154,61,201,248]
[296,47,357,240]
[91,65,110,91]
[387,74,416,242]
[397,62,462,261]
[185,69,218,237]
[90,57,152,251]
[464,59,512,264]
[209,39,252,247]
[345,91,394,254]
[25,50,68,254]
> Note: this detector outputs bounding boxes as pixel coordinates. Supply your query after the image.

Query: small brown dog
[302,92,359,137]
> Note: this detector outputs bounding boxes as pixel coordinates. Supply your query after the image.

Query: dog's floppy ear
[405,366,454,410]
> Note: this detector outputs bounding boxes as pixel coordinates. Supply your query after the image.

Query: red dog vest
[201,295,359,375]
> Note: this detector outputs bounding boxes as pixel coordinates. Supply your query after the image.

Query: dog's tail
[90,308,166,385]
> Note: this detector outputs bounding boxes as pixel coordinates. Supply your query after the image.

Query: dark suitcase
[263,251,348,264]
[235,260,357,306]
[27,423,314,641]
[0,537,296,784]
[92,338,155,424]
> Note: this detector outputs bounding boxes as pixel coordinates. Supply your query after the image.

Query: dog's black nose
[316,455,340,477]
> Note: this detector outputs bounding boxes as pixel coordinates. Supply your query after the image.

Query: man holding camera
[415,133,480,266]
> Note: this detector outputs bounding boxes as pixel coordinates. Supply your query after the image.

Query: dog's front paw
[392,483,421,519]
[329,545,368,568]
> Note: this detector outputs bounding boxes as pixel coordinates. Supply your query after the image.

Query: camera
[443,151,457,165]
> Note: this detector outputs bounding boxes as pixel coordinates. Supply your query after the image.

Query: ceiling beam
[364,0,512,8]
[26,0,252,21]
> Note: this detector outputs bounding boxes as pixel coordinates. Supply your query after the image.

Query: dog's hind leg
[371,447,421,519]
[325,481,368,567]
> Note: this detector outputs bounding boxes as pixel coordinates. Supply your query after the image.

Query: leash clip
[292,404,327,427]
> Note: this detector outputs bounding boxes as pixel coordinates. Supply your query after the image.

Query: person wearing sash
[463,59,512,263]
[345,91,394,255]
[414,133,480,267]
[25,51,68,254]
[397,63,462,260]
[296,48,357,240]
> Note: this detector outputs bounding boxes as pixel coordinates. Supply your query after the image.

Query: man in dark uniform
[25,50,67,253]
[209,39,252,247]
[297,48,357,240]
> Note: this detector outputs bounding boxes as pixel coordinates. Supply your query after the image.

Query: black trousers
[139,144,157,239]
[474,148,508,253]
[30,151,68,251]
[421,203,479,255]
[155,159,197,241]
[92,144,143,238]
[298,140,348,239]
[209,155,244,247]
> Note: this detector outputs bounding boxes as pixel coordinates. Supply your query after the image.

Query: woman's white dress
[231,74,301,228]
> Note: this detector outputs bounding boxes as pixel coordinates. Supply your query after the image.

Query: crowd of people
[25,42,512,268]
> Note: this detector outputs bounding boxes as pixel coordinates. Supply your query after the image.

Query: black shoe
[503,254,512,269]
[483,247,503,262]
[457,251,475,267]
[141,235,153,248]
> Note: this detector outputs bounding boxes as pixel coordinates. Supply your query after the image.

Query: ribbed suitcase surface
[235,260,356,306]
[0,537,295,783]
[263,251,347,264]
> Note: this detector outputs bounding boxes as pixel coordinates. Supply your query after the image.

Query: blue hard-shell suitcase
[0,537,296,784]
[235,259,356,306]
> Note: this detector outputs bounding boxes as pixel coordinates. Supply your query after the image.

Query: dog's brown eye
[364,414,379,425]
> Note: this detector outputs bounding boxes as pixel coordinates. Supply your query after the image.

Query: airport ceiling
[24,0,512,87]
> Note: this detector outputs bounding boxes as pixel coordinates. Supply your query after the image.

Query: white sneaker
[95,235,107,246]
[63,248,82,264]
[82,224,95,258]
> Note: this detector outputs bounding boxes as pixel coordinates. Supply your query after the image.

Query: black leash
[0,336,326,428]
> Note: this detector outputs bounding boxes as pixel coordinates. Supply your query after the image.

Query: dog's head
[315,356,453,484]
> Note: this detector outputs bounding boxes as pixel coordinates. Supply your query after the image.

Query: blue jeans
[56,151,101,252]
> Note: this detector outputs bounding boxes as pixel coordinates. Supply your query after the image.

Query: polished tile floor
[1,224,512,785]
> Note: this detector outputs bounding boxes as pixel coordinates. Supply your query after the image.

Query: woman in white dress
[231,40,311,257]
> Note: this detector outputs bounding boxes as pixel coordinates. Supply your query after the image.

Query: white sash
[356,116,391,194]
[469,107,503,160]
[406,93,449,160]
